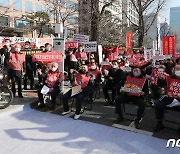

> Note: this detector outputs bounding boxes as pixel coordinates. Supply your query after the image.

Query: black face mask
[79,69,86,74]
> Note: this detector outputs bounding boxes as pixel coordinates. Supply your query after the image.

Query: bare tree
[122,0,167,47]
[43,0,79,31]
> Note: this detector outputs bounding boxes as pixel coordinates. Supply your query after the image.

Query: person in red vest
[114,67,149,129]
[62,64,94,119]
[154,64,180,133]
[75,45,87,60]
[8,43,25,98]
[36,62,61,110]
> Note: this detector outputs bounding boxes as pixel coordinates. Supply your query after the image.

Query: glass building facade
[170,6,180,33]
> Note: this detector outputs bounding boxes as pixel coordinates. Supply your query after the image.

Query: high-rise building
[170,6,180,34]
[0,0,79,37]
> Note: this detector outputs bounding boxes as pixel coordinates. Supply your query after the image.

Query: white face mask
[25,45,30,48]
[5,42,10,46]
[91,66,96,70]
[175,71,180,77]
[158,69,164,73]
[15,48,21,52]
[52,67,57,72]
[133,71,141,77]
[47,47,51,52]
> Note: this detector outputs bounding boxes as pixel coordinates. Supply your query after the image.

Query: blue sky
[159,0,180,23]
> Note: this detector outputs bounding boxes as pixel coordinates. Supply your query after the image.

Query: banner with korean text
[167,76,180,99]
[126,32,133,49]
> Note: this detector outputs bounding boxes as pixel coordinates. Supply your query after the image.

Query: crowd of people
[0,38,180,134]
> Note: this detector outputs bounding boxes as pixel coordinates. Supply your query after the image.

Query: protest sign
[126,32,133,49]
[36,38,53,48]
[122,76,146,96]
[65,41,78,50]
[73,34,89,43]
[167,76,180,99]
[84,41,97,52]
[32,52,63,64]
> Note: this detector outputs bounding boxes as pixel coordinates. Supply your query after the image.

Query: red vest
[45,71,60,88]
[9,52,25,71]
[70,54,78,62]
[90,70,101,80]
[73,73,90,89]
[75,52,87,59]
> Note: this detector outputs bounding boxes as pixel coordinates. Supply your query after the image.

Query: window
[67,16,78,24]
[36,26,49,35]
[0,16,8,27]
[0,0,9,7]
[36,4,42,12]
[45,6,50,14]
[67,1,77,10]
[13,0,22,11]
[25,1,33,13]
[14,19,30,29]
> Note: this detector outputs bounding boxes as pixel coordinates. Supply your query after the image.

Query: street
[0,94,179,154]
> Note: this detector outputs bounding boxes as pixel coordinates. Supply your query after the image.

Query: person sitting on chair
[36,62,61,110]
[62,64,94,120]
[154,64,180,133]
[114,67,149,129]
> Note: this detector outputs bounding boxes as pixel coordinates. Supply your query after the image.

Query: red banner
[32,52,63,64]
[126,32,133,49]
[123,76,146,96]
[167,76,180,99]
[162,36,176,58]
[65,41,78,50]
[162,36,169,55]
[169,36,175,55]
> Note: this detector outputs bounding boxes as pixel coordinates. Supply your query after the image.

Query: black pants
[155,96,175,121]
[24,72,34,89]
[38,86,60,107]
[103,83,120,102]
[115,94,146,121]
[9,69,22,96]
[62,88,87,115]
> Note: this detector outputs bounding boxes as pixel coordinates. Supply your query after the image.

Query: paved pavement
[29,91,180,141]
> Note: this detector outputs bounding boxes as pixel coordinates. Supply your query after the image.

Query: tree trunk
[137,0,144,47]
[38,27,43,38]
[90,0,99,42]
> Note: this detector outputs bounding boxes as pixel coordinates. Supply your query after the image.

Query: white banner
[84,41,97,52]
[73,34,89,43]
[36,38,53,48]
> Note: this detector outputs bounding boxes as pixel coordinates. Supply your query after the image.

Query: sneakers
[61,110,71,115]
[74,114,81,120]
[134,118,141,129]
[114,115,124,123]
[153,122,164,132]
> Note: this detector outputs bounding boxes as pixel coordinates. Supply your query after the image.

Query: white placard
[73,34,89,43]
[84,41,97,52]
[41,85,50,95]
[98,45,103,64]
[152,55,165,60]
[71,85,82,97]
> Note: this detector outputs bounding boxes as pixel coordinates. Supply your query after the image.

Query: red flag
[162,36,169,55]
[126,32,133,49]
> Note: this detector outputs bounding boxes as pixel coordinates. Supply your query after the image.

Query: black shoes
[36,103,45,109]
[114,115,124,123]
[153,122,164,132]
[134,118,141,129]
